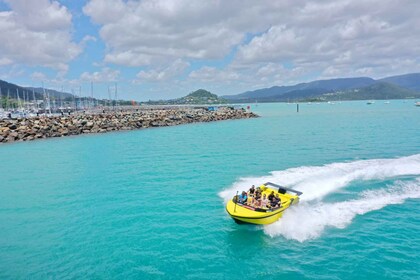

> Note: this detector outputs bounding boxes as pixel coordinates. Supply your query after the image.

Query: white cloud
[82,0,420,90]
[80,67,120,82]
[234,0,420,79]
[236,25,303,64]
[135,59,189,82]
[4,0,419,99]
[0,57,13,66]
[189,67,240,83]
[82,0,287,66]
[30,72,47,81]
[0,0,82,71]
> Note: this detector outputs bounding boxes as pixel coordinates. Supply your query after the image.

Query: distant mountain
[326,82,420,101]
[0,79,138,109]
[223,77,376,101]
[223,74,420,102]
[0,79,72,100]
[26,87,74,99]
[0,80,39,99]
[144,89,228,105]
[379,73,420,91]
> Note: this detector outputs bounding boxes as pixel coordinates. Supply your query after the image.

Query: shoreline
[0,107,258,144]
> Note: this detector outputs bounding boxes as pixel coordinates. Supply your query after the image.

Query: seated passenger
[249,185,256,196]
[247,196,254,206]
[254,198,262,208]
[255,190,262,200]
[271,194,281,208]
[268,191,275,201]
[238,191,248,204]
[270,197,278,208]
[261,194,269,208]
[275,194,281,206]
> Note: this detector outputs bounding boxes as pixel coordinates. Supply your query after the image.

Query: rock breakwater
[0,107,258,143]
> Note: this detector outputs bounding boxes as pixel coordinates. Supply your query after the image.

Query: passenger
[238,191,248,204]
[270,197,277,208]
[268,191,275,201]
[254,198,262,208]
[255,191,261,200]
[261,194,269,208]
[275,194,281,206]
[249,185,256,196]
[271,194,281,208]
[246,196,254,206]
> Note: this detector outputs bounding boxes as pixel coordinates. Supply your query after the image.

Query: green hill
[145,89,228,105]
[324,82,420,101]
[180,89,227,104]
[223,73,420,102]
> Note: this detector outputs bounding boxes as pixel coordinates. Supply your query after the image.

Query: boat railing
[263,182,303,196]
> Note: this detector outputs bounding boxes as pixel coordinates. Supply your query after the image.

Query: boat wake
[219,154,420,241]
[264,179,420,242]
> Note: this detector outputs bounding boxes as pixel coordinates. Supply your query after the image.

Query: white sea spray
[219,154,420,241]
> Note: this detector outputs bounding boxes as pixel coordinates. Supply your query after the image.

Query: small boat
[366,101,374,105]
[225,182,302,225]
[415,102,420,107]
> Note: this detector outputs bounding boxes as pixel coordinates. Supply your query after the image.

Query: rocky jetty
[0,107,258,143]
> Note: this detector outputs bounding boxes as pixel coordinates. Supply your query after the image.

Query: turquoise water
[0,101,419,279]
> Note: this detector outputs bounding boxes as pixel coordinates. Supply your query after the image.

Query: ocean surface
[0,101,419,279]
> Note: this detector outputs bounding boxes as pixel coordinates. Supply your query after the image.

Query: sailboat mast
[60,86,64,109]
[114,82,118,109]
[79,86,83,110]
[90,81,93,109]
[32,88,37,111]
[16,88,22,110]
[72,89,76,111]
[23,90,26,110]
[7,88,10,111]
[108,86,111,109]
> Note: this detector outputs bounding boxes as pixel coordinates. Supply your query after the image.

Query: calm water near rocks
[1,101,419,279]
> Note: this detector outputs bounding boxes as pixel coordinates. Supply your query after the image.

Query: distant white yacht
[366,101,375,105]
[415,101,420,107]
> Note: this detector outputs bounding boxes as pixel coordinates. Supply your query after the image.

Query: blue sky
[0,0,419,101]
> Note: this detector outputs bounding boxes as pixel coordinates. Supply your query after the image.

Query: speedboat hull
[228,207,286,225]
[225,182,302,225]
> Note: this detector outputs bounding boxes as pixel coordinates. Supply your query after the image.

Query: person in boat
[238,191,248,204]
[268,191,275,201]
[270,194,281,208]
[269,194,279,208]
[255,189,262,200]
[253,197,262,208]
[275,194,282,207]
[261,194,269,208]
[249,185,256,196]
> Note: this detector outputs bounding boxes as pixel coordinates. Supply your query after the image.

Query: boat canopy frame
[263,182,303,196]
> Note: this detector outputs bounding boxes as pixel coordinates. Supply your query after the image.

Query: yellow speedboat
[225,182,302,225]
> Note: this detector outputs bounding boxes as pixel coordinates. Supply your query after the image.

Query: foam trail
[264,178,420,242]
[219,154,420,203]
